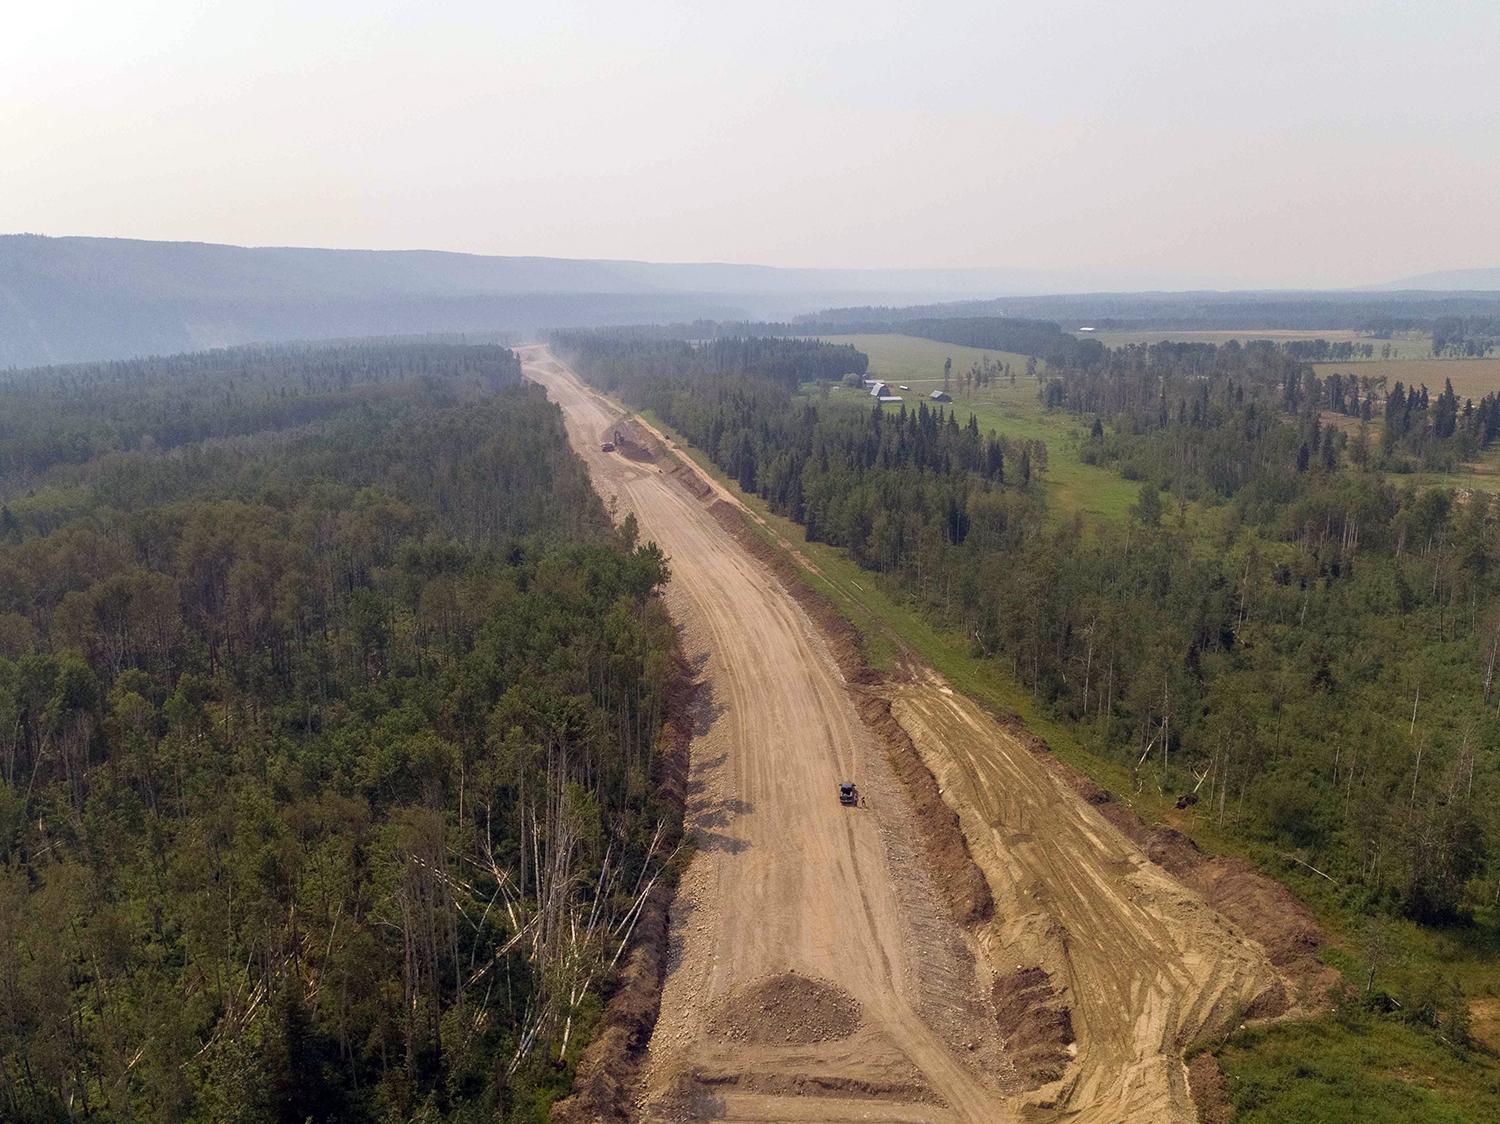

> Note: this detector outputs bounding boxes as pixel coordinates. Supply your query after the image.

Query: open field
[526,346,1290,1122]
[1314,357,1500,401]
[813,334,1144,523]
[826,336,1500,522]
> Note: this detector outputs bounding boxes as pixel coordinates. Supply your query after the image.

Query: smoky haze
[5,1,1499,290]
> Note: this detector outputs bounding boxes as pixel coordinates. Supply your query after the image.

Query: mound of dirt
[613,420,658,463]
[1135,826,1332,1015]
[668,461,714,500]
[1471,998,1500,1052]
[1187,1052,1233,1124]
[855,693,996,926]
[992,967,1074,1088]
[705,972,862,1045]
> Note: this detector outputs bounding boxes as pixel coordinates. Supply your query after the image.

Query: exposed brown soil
[1140,828,1331,1014]
[992,968,1074,1088]
[1011,720,1336,1015]
[703,497,996,929]
[666,458,714,500]
[886,681,1284,1120]
[687,1070,940,1102]
[1187,1052,1233,1124]
[1470,998,1500,1053]
[659,1060,944,1122]
[704,498,868,676]
[613,418,658,463]
[856,693,996,926]
[705,972,862,1045]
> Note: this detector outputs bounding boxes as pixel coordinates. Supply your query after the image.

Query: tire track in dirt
[885,678,1284,1121]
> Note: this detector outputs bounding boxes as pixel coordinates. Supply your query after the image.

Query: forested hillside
[0,342,677,1120]
[556,331,1497,953]
[0,234,1064,368]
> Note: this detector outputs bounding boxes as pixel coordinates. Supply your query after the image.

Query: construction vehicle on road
[839,781,858,806]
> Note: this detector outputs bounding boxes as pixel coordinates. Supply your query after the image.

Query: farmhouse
[929,390,952,402]
[868,381,891,397]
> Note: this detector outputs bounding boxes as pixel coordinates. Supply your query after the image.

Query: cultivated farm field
[1314,357,1500,402]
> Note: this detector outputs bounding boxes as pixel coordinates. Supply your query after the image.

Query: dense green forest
[0,342,677,1121]
[1042,339,1500,476]
[532,333,867,388]
[556,330,1498,951]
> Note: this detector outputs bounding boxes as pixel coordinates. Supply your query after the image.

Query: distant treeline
[1431,316,1500,357]
[555,316,1101,366]
[802,292,1500,337]
[548,332,867,387]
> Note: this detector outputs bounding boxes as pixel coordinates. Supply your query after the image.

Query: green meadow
[811,334,1144,524]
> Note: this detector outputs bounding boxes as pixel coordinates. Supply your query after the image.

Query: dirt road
[524,348,1011,1121]
[523,348,1284,1122]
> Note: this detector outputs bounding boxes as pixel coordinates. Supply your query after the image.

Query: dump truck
[839,781,858,806]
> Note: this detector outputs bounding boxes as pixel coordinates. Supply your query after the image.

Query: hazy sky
[4,1,1498,288]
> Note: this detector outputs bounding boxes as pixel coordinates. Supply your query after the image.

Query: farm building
[929,390,952,402]
[877,395,904,405]
[869,381,891,397]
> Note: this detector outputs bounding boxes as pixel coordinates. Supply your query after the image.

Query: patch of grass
[1216,1013,1500,1123]
[813,334,1145,525]
[1384,466,1500,496]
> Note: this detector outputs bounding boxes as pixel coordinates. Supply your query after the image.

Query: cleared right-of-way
[524,346,1288,1122]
